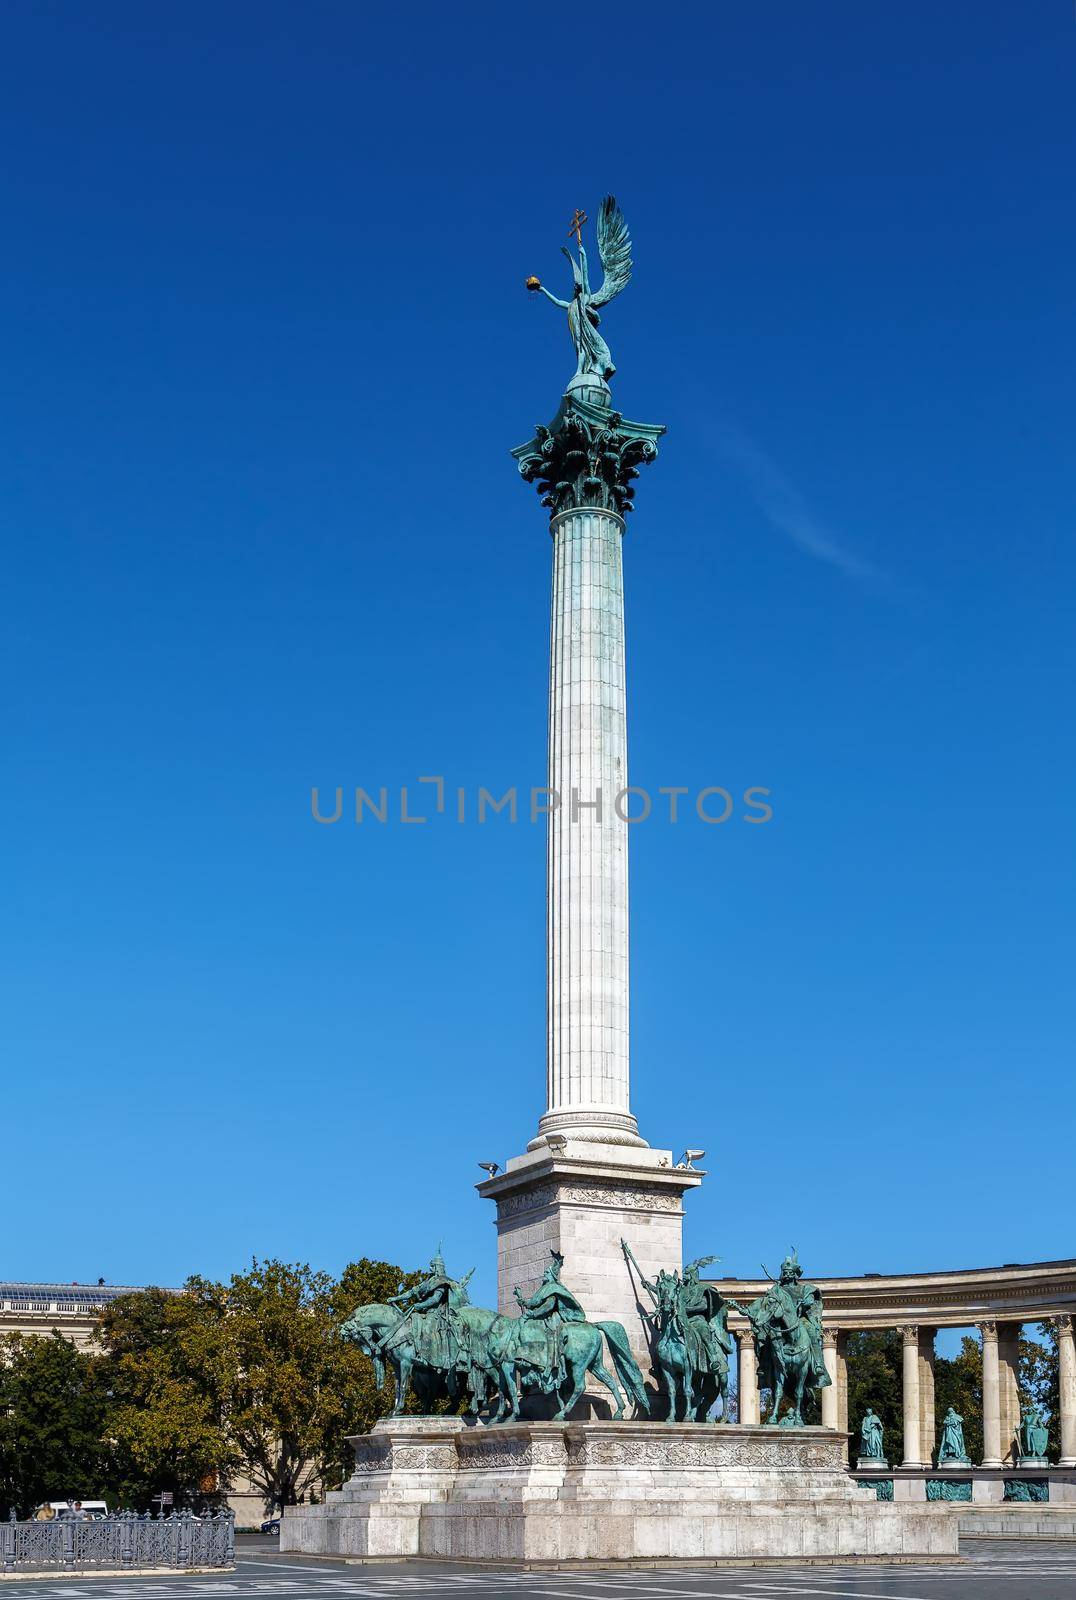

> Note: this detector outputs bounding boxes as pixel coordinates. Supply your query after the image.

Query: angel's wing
[590,194,632,308]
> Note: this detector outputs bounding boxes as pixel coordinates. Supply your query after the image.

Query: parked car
[260,1517,280,1536]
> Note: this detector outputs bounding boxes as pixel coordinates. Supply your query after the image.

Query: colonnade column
[980,1321,1002,1468]
[821,1327,839,1430]
[901,1325,923,1467]
[997,1324,1022,1465]
[836,1332,849,1442]
[737,1330,759,1425]
[1058,1315,1076,1467]
[918,1327,937,1466]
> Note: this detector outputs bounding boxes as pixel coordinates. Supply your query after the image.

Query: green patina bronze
[937,1406,970,1465]
[527,196,632,390]
[514,197,665,520]
[859,1407,885,1460]
[728,1250,831,1427]
[622,1241,733,1422]
[342,1247,648,1425]
[1018,1402,1050,1462]
[341,1248,495,1417]
[1005,1477,1049,1502]
[927,1477,973,1502]
[492,1250,649,1421]
[341,1245,833,1434]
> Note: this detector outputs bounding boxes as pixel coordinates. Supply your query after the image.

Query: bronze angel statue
[526,196,633,388]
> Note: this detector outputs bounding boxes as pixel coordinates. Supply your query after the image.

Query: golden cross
[567,208,588,248]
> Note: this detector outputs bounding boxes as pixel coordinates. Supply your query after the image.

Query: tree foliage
[844,1330,903,1461]
[1021,1323,1060,1459]
[208,1259,357,1509]
[95,1285,235,1509]
[0,1333,108,1519]
[933,1335,983,1464]
[92,1257,414,1512]
[846,1324,1060,1468]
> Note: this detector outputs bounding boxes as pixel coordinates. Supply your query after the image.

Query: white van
[48,1501,109,1520]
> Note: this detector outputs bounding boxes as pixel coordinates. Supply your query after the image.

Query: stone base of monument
[282,1418,956,1565]
[856,1457,889,1471]
[936,1458,972,1469]
[1018,1455,1049,1469]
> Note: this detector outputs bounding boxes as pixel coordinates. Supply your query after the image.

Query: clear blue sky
[3,2,1074,1310]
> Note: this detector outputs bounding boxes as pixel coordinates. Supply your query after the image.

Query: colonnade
[733,1314,1076,1466]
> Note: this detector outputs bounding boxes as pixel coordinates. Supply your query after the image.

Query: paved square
[4,1541,1076,1600]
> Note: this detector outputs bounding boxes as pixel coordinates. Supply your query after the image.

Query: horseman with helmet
[730,1249,830,1426]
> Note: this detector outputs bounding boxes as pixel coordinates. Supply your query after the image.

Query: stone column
[737,1330,760,1425]
[1058,1315,1076,1467]
[537,503,642,1150]
[836,1331,849,1439]
[485,389,679,1396]
[997,1324,1021,1465]
[918,1328,937,1467]
[901,1325,923,1467]
[980,1321,1002,1468]
[821,1327,839,1430]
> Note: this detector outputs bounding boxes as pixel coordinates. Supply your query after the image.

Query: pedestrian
[34,1505,56,1522]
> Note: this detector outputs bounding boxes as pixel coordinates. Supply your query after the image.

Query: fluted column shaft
[997,1323,1022,1465]
[1058,1315,1076,1466]
[737,1331,759,1425]
[902,1325,923,1467]
[981,1322,1002,1467]
[821,1328,839,1429]
[539,505,640,1147]
[918,1327,937,1466]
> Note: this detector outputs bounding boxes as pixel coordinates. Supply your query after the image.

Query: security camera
[478,1161,500,1177]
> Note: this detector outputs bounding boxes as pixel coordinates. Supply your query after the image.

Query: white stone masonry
[537,505,641,1149]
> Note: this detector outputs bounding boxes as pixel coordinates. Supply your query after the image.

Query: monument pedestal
[282,1418,957,1565]
[477,1143,701,1395]
[857,1458,889,1471]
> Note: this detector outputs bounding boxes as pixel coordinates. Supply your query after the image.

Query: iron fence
[0,1510,235,1572]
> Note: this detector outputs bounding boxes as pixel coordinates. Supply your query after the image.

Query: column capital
[513,397,664,520]
[980,1320,998,1341]
[1056,1313,1073,1334]
[900,1324,919,1345]
[823,1326,839,1350]
[735,1328,756,1352]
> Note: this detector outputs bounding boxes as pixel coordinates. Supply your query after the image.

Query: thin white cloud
[717,425,888,587]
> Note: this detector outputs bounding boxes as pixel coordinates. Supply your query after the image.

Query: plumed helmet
[780,1247,803,1279]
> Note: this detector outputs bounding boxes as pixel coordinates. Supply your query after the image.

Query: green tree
[0,1333,109,1518]
[324,1257,422,1487]
[844,1330,903,1462]
[94,1284,234,1509]
[1020,1323,1060,1459]
[85,1257,418,1516]
[215,1258,423,1508]
[208,1259,341,1510]
[934,1335,982,1464]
